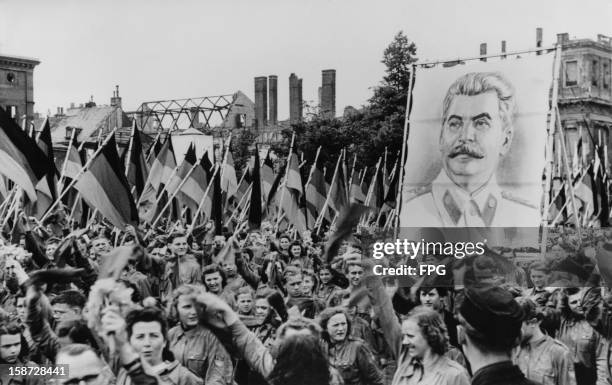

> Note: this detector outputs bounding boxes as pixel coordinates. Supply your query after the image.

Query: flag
[570,166,594,220]
[126,121,149,197]
[236,168,252,204]
[248,145,262,230]
[382,160,400,210]
[138,137,176,217]
[595,146,609,226]
[549,177,567,223]
[74,135,138,228]
[285,152,303,197]
[62,139,84,182]
[33,119,59,218]
[222,150,238,200]
[261,150,275,203]
[201,151,214,180]
[0,106,50,202]
[306,155,327,226]
[212,168,223,235]
[349,168,367,204]
[165,143,196,194]
[145,133,163,165]
[266,167,283,218]
[328,156,348,214]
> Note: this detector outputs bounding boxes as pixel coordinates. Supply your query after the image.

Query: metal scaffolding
[133,94,235,133]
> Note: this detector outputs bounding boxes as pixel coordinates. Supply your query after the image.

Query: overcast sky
[2,0,611,119]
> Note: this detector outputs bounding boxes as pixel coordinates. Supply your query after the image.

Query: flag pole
[58,124,77,191]
[304,146,322,189]
[274,131,296,231]
[225,183,252,226]
[556,107,582,236]
[186,165,220,237]
[394,64,415,236]
[315,154,341,233]
[145,132,161,164]
[148,154,206,230]
[124,120,137,177]
[41,127,119,223]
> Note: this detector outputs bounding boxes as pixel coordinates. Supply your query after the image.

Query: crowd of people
[0,212,611,385]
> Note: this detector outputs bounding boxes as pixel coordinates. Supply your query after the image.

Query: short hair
[405,306,449,356]
[125,307,168,341]
[56,319,100,350]
[283,266,302,284]
[45,237,61,247]
[0,321,28,361]
[166,284,205,322]
[277,317,322,340]
[166,232,187,245]
[51,290,86,309]
[418,287,449,298]
[515,297,541,322]
[318,307,352,343]
[56,343,98,359]
[201,264,226,287]
[235,286,254,301]
[529,261,550,274]
[442,72,517,132]
[267,333,330,385]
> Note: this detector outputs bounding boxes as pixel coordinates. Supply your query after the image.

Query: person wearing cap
[457,284,540,385]
[400,72,541,228]
[513,297,575,385]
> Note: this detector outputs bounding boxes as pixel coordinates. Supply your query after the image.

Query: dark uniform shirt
[471,361,541,385]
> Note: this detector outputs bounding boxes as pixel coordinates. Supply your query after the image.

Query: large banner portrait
[399,53,555,232]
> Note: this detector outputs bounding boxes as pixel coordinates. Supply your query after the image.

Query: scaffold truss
[134,94,235,132]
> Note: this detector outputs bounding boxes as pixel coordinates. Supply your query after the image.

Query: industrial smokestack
[480,43,487,61]
[268,75,278,126]
[501,40,507,59]
[536,28,543,55]
[289,73,303,123]
[321,69,336,118]
[254,76,268,129]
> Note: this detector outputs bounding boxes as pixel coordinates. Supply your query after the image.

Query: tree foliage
[272,31,418,179]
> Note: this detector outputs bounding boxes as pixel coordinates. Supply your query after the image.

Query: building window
[604,61,611,89]
[592,60,599,87]
[6,73,15,84]
[565,61,578,86]
[65,127,82,140]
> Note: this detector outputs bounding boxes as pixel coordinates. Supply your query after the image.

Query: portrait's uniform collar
[431,170,500,227]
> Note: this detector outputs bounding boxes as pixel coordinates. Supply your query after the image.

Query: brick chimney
[321,69,336,118]
[536,28,543,55]
[557,33,569,45]
[479,43,487,61]
[289,73,303,123]
[254,76,268,129]
[110,85,122,108]
[268,75,278,126]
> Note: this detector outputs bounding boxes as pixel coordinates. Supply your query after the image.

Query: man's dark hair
[166,232,187,245]
[418,286,449,298]
[51,290,86,309]
[267,333,331,385]
[56,319,100,351]
[56,343,98,359]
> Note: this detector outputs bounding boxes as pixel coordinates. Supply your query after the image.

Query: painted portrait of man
[401,71,541,227]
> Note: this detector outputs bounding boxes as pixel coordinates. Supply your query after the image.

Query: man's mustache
[449,143,485,159]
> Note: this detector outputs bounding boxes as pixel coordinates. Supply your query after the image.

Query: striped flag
[280,152,307,232]
[74,135,138,228]
[222,150,238,200]
[305,155,327,226]
[0,106,50,202]
[138,137,176,217]
[329,156,348,215]
[349,168,366,204]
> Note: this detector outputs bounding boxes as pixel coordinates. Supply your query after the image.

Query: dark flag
[201,151,214,180]
[212,167,223,235]
[74,134,138,228]
[0,106,50,202]
[248,145,262,230]
[34,119,59,218]
[126,121,149,197]
[306,155,327,226]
